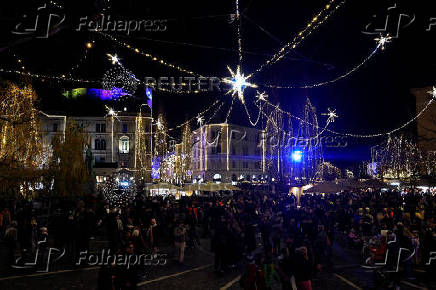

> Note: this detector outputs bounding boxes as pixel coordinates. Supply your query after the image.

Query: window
[232,161,236,168]
[255,148,260,156]
[122,123,128,133]
[256,161,261,169]
[95,139,106,150]
[53,123,58,132]
[243,162,248,168]
[242,146,248,156]
[96,123,106,133]
[232,146,236,155]
[119,136,129,153]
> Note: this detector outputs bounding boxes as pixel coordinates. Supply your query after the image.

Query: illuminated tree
[179,122,192,181]
[0,81,43,198]
[50,121,90,198]
[135,113,150,181]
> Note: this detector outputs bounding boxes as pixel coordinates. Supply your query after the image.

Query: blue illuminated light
[291,150,303,162]
[119,181,129,188]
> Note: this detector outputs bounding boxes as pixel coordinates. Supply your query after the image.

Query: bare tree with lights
[0,81,44,198]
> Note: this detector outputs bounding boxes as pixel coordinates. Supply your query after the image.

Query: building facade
[39,111,153,182]
[411,86,436,153]
[191,123,268,182]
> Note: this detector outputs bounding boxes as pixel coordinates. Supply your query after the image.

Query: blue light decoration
[146,87,152,109]
[151,156,160,179]
[119,180,130,188]
[291,150,303,162]
[88,88,129,100]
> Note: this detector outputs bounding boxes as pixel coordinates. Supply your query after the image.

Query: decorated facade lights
[260,89,436,139]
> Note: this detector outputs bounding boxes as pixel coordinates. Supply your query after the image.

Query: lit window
[119,136,129,153]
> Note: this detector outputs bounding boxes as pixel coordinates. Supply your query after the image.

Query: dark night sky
[0,0,435,167]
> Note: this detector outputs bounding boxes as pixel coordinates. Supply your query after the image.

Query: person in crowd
[174,220,187,264]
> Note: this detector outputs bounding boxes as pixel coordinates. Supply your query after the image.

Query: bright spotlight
[291,150,303,162]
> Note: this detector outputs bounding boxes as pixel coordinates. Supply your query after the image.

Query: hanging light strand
[262,43,381,89]
[0,67,97,84]
[248,0,345,78]
[167,99,222,131]
[235,0,243,66]
[96,32,205,78]
[260,91,436,138]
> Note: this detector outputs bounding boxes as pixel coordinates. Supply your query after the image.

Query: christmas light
[248,0,345,78]
[428,86,436,99]
[375,34,392,50]
[322,108,338,122]
[107,53,121,65]
[196,115,204,126]
[97,32,204,77]
[262,44,381,89]
[223,65,257,104]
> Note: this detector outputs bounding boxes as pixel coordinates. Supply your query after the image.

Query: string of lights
[262,41,383,89]
[248,0,345,78]
[235,0,243,66]
[167,99,222,131]
[68,42,94,77]
[243,99,263,126]
[225,95,236,123]
[0,67,97,84]
[97,32,205,78]
[260,87,436,139]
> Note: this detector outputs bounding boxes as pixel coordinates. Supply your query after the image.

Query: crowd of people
[1,185,436,289]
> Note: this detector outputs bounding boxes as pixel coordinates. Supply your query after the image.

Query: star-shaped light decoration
[156,119,163,130]
[427,86,436,99]
[375,34,392,50]
[256,91,268,101]
[322,108,338,122]
[105,105,118,118]
[107,53,121,65]
[223,66,257,104]
[196,115,204,126]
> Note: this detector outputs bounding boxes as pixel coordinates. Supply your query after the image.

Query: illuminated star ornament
[196,115,204,126]
[322,108,338,122]
[375,34,392,50]
[256,91,268,101]
[107,53,121,65]
[223,66,257,104]
[428,86,436,99]
[156,119,163,130]
[105,105,118,118]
